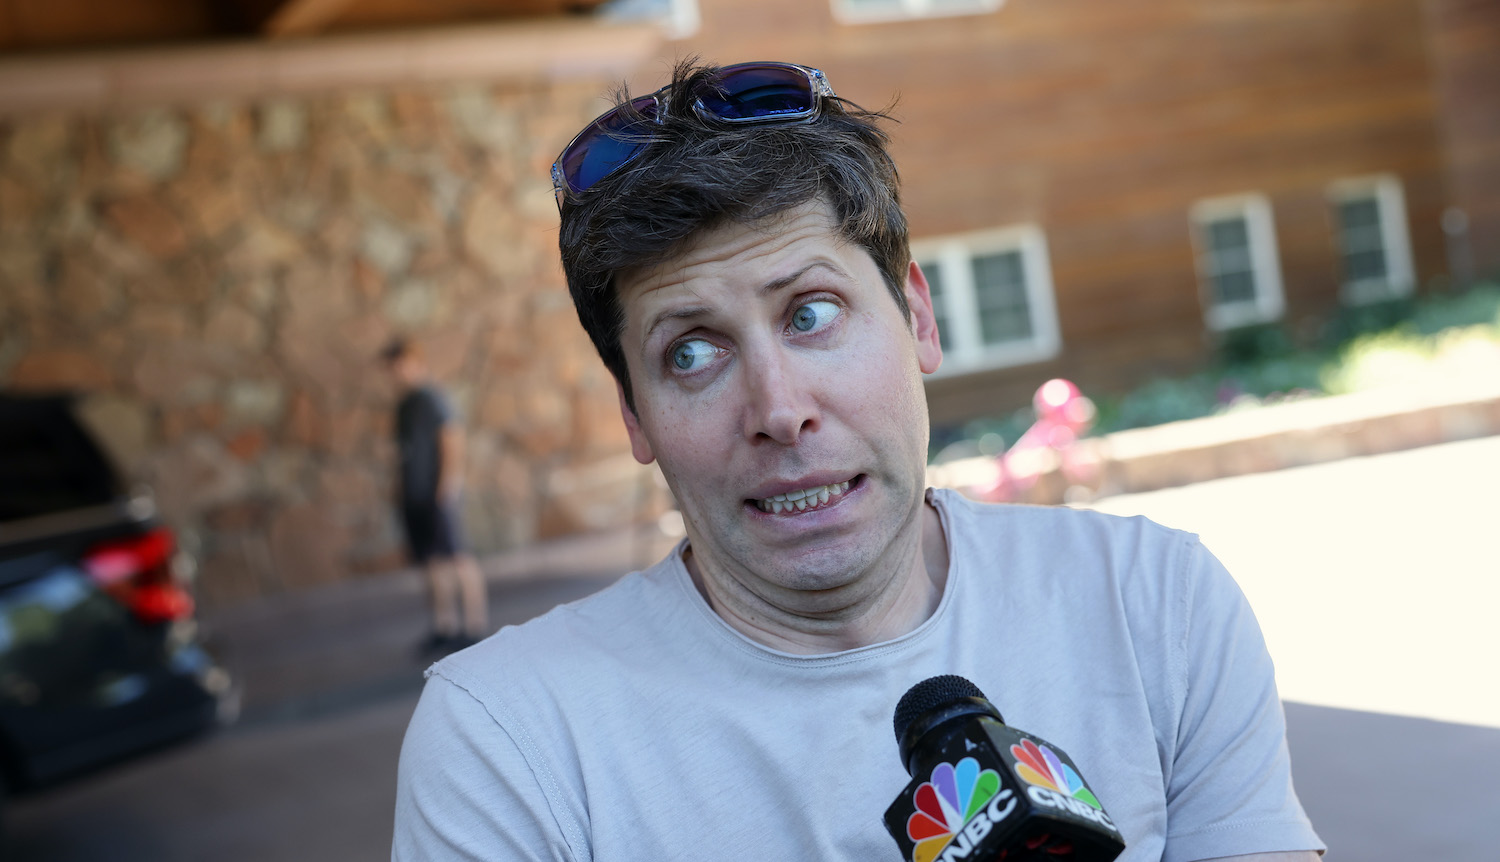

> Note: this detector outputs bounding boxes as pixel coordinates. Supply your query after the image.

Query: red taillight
[130,583,196,623]
[84,527,195,625]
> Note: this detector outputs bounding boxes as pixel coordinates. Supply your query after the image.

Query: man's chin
[740,535,888,595]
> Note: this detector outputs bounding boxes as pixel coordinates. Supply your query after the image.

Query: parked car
[0,393,233,819]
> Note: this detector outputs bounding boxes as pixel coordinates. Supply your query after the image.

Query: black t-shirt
[395,385,454,505]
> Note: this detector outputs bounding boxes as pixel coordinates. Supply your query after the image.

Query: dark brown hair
[379,336,421,364]
[557,59,910,412]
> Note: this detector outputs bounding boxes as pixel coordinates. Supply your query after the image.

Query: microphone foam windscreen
[893,674,988,744]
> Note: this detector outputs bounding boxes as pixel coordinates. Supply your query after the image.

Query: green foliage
[1408,283,1500,334]
[930,282,1500,459]
[1093,375,1219,432]
[1319,330,1434,395]
[931,406,1037,463]
[1317,296,1419,349]
[1319,283,1500,395]
[1215,323,1298,366]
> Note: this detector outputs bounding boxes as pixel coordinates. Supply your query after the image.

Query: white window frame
[912,224,1061,378]
[663,0,700,38]
[1327,174,1415,305]
[1189,193,1286,331]
[599,0,699,38]
[832,0,1004,25]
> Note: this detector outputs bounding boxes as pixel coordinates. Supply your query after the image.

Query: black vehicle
[0,393,232,814]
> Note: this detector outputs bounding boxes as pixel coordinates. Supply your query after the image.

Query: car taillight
[84,527,195,625]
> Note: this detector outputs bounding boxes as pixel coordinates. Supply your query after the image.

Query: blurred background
[0,0,1496,859]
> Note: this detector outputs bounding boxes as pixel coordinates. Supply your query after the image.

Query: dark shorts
[400,499,465,564]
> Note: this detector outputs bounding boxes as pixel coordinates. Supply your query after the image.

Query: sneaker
[415,631,457,657]
[446,633,479,652]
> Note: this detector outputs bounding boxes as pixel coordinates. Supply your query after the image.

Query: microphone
[883,675,1126,862]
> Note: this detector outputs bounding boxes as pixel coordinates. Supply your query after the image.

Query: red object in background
[84,527,195,624]
[976,379,1098,503]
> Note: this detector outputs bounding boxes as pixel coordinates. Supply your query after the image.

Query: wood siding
[0,0,609,51]
[1427,0,1500,278]
[674,0,1458,426]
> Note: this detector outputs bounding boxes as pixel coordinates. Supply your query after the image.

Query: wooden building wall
[1426,0,1500,280]
[0,0,609,51]
[669,0,1453,427]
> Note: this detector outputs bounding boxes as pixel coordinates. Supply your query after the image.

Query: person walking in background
[381,337,488,656]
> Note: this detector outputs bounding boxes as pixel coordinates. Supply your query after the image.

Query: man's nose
[742,349,820,446]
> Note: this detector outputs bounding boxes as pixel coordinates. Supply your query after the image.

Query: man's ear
[617,379,656,465]
[904,261,944,375]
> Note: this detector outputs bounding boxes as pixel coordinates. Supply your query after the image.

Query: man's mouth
[753,478,855,514]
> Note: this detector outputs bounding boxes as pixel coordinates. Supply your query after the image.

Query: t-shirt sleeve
[1162,539,1324,862]
[393,669,579,862]
[423,388,456,428]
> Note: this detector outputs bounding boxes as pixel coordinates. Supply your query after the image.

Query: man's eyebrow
[641,261,847,343]
[758,261,843,296]
[643,305,711,343]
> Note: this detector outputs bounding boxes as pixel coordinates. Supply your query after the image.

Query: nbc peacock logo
[1009,738,1103,810]
[904,756,1016,862]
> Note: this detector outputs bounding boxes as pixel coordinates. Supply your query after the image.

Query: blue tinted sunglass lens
[699,66,815,120]
[561,98,657,193]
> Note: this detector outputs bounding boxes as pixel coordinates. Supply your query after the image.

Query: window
[1189,194,1286,331]
[833,0,1003,24]
[598,0,699,37]
[1328,175,1414,304]
[913,225,1061,377]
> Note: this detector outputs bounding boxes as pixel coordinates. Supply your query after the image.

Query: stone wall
[0,77,670,608]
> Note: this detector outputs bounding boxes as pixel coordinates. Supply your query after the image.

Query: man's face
[387,354,422,389]
[615,201,943,613]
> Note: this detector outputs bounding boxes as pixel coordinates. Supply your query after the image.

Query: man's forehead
[615,202,852,304]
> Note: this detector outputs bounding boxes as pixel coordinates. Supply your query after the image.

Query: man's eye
[671,339,719,371]
[790,300,840,334]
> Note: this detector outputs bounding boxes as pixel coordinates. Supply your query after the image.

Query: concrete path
[1086,434,1500,730]
[1283,701,1500,861]
[5,695,419,862]
[1087,435,1500,860]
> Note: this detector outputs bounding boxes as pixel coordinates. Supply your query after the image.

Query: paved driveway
[7,438,1497,860]
[1087,434,1500,860]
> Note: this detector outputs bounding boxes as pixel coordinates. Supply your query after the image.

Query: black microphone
[883,675,1126,862]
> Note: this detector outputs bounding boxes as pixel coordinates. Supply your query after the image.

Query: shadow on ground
[1285,701,1500,860]
[11,698,1499,861]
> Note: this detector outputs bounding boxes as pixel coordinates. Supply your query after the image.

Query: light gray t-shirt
[394,489,1322,862]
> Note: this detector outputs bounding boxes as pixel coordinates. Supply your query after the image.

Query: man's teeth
[756,481,852,513]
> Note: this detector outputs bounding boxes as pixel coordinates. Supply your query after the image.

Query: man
[393,61,1323,861]
[382,337,488,655]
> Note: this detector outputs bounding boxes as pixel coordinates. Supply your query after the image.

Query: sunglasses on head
[551,61,837,210]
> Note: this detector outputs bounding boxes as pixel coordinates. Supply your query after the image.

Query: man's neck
[685,497,950,655]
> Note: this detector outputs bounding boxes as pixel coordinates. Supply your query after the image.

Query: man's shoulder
[934,487,1197,549]
[415,384,455,416]
[429,555,693,689]
[933,488,1208,615]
